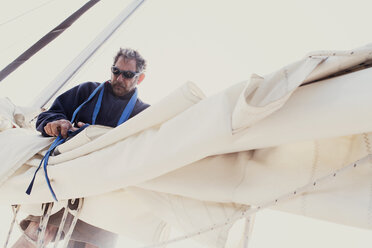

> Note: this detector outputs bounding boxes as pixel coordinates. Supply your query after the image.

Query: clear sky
[0,0,371,247]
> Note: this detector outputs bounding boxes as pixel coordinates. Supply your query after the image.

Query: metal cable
[0,0,101,82]
[0,0,58,27]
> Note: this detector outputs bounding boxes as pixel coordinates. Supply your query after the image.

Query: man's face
[110,56,138,96]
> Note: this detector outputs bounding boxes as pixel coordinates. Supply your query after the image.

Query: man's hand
[44,120,85,138]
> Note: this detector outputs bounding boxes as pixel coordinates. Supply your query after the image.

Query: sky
[0,0,372,247]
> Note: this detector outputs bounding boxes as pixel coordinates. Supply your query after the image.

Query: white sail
[1,0,372,247]
[1,44,372,247]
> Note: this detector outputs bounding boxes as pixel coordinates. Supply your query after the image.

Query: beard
[111,80,135,96]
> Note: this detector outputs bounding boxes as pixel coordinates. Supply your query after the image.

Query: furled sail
[0,44,372,247]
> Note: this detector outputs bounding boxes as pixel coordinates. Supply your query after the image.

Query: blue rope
[26,83,138,201]
[71,82,105,124]
[26,135,64,201]
[92,86,104,125]
[26,125,90,201]
[117,88,137,125]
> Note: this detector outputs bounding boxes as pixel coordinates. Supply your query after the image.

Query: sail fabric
[0,97,35,130]
[1,44,372,246]
[0,98,53,187]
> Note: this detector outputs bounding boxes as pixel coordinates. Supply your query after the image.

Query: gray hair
[113,48,147,73]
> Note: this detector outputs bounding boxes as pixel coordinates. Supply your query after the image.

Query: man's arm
[43,120,85,138]
[36,83,95,137]
[36,98,73,137]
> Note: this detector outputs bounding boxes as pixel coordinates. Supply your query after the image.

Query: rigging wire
[0,0,101,82]
[32,0,147,109]
[0,0,59,56]
[0,0,58,28]
[44,0,146,107]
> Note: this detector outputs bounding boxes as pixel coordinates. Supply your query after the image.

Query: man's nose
[117,74,125,81]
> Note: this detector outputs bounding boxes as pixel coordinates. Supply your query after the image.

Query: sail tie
[26,82,138,201]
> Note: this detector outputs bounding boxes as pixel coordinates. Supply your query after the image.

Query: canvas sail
[0,44,372,247]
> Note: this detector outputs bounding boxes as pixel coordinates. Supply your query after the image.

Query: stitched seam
[301,141,319,216]
[363,133,372,229]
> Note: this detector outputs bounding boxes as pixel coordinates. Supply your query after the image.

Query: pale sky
[0,0,371,247]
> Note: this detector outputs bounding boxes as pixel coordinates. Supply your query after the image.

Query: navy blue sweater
[36,81,150,136]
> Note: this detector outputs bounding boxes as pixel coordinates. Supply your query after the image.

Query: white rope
[3,198,83,248]
[37,202,54,248]
[53,201,70,248]
[138,154,372,248]
[3,205,20,248]
[12,209,38,246]
[61,198,84,248]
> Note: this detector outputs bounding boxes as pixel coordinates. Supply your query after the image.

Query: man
[13,48,150,248]
[37,48,149,138]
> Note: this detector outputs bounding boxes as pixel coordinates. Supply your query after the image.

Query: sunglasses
[111,66,140,79]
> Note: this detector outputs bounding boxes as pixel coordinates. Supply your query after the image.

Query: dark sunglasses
[111,66,140,79]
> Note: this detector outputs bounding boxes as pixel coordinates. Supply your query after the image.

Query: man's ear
[137,73,145,85]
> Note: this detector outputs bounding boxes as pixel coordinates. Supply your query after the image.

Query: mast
[31,0,147,109]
